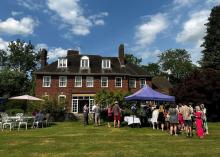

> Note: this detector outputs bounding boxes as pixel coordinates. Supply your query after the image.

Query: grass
[0,121,220,157]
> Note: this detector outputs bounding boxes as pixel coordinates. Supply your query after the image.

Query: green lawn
[0,122,220,157]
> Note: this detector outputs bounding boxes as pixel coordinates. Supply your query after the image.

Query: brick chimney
[118,44,125,66]
[67,49,79,57]
[40,49,47,69]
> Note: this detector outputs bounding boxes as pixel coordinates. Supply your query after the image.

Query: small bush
[5,108,24,115]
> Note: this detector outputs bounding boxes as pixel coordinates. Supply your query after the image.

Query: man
[131,103,137,127]
[92,104,97,124]
[140,103,147,127]
[112,101,121,128]
[83,104,89,126]
[94,104,101,126]
[180,103,193,137]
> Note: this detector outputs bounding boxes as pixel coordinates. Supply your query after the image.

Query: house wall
[35,75,152,112]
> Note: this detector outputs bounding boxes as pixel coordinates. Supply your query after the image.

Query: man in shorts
[112,101,121,128]
[180,103,193,137]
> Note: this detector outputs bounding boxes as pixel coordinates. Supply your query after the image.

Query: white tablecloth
[124,116,141,125]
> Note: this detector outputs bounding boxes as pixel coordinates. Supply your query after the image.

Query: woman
[195,106,204,138]
[178,104,184,131]
[168,104,179,136]
[200,104,209,135]
[107,104,113,128]
[151,106,159,129]
[157,105,165,131]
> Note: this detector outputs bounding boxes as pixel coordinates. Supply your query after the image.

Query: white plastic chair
[17,116,27,131]
[2,115,14,131]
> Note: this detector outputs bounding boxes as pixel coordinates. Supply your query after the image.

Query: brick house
[34,44,152,113]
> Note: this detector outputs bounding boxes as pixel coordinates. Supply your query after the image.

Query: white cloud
[173,0,198,8]
[137,49,161,62]
[187,40,203,65]
[47,0,108,36]
[0,17,37,36]
[36,43,48,51]
[176,10,210,44]
[16,0,44,10]
[206,0,220,5]
[48,47,67,62]
[89,12,108,26]
[135,13,168,48]
[0,38,8,50]
[11,11,23,16]
[93,19,105,26]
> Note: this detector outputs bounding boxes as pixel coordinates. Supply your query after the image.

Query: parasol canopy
[125,85,175,102]
[9,95,44,101]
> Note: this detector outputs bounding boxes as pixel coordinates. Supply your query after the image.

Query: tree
[0,39,40,97]
[7,39,39,73]
[0,50,7,65]
[125,54,142,66]
[201,5,220,70]
[94,90,129,108]
[0,68,29,97]
[173,68,220,121]
[142,63,161,76]
[158,49,194,84]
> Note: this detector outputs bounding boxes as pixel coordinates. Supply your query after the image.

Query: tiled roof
[152,76,172,94]
[34,54,150,77]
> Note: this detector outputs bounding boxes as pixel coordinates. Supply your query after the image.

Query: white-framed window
[80,56,89,69]
[89,99,94,112]
[86,76,94,87]
[115,77,122,87]
[59,76,67,87]
[75,76,82,87]
[58,95,66,105]
[102,59,111,69]
[129,78,136,88]
[58,58,67,68]
[140,78,146,88]
[101,77,108,87]
[43,76,51,87]
[72,99,78,113]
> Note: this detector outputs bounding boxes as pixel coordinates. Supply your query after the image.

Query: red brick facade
[35,45,151,113]
[35,75,152,112]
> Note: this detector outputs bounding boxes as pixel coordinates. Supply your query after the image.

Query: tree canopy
[7,39,39,73]
[173,68,220,121]
[0,39,39,97]
[125,54,142,66]
[201,5,220,70]
[158,49,194,83]
[142,63,161,76]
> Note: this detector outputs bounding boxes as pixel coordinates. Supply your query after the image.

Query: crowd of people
[140,102,208,138]
[83,101,209,139]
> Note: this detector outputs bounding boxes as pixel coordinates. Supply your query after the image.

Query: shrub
[5,108,24,115]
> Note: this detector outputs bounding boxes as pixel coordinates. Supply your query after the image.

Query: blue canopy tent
[125,85,175,102]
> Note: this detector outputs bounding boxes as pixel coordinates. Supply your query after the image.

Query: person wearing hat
[112,101,121,128]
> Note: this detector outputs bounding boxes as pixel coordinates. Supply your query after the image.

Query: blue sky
[0,0,219,64]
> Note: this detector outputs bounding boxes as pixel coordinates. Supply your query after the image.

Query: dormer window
[80,56,89,69]
[102,59,111,69]
[58,58,67,68]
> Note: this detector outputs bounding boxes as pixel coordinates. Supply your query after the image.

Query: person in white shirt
[200,104,209,134]
[151,106,159,129]
[92,104,97,124]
